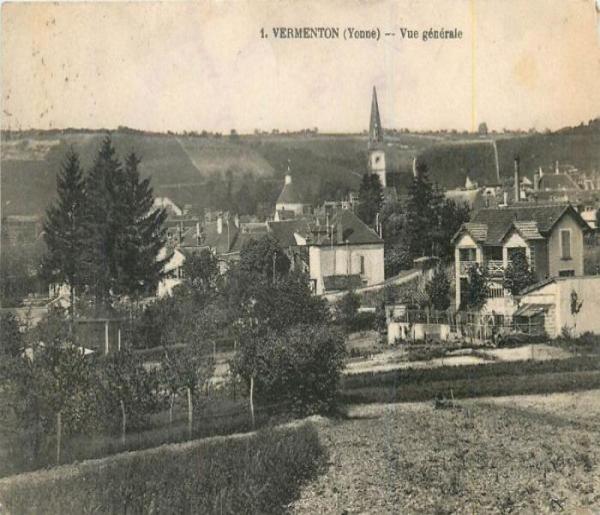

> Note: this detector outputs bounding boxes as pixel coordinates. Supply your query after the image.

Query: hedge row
[341,370,600,404]
[341,356,600,390]
[0,421,326,515]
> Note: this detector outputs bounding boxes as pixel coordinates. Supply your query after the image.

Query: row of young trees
[356,165,470,277]
[42,137,169,311]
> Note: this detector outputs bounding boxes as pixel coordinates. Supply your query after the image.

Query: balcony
[458,260,506,277]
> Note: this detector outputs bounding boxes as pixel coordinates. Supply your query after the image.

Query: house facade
[307,209,384,294]
[453,204,588,314]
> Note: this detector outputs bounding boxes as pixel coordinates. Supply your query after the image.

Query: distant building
[453,203,589,314]
[274,173,312,218]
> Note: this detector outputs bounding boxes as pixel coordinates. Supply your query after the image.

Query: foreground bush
[0,421,326,515]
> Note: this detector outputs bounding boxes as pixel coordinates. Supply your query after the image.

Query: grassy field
[291,390,600,514]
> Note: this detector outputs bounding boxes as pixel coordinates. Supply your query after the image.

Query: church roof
[276,177,305,205]
[369,86,384,148]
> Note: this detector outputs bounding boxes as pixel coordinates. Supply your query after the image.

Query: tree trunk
[120,400,126,445]
[169,393,175,425]
[249,375,255,429]
[187,387,193,440]
[56,411,62,465]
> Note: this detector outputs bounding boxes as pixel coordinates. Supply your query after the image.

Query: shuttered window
[560,230,571,259]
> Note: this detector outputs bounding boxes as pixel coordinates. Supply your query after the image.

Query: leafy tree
[356,173,383,227]
[113,152,169,300]
[239,234,290,282]
[478,122,489,135]
[384,243,413,277]
[503,251,536,297]
[334,291,360,332]
[0,228,41,307]
[426,268,451,311]
[41,149,87,315]
[462,264,489,310]
[181,248,220,300]
[97,349,161,442]
[3,308,92,466]
[160,345,214,438]
[0,312,22,357]
[247,270,330,333]
[232,324,346,417]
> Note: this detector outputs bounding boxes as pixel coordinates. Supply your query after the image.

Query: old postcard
[1,0,600,513]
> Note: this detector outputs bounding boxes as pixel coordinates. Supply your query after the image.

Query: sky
[2,0,600,133]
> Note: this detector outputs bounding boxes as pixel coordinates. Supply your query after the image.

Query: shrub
[233,324,346,416]
[0,421,327,514]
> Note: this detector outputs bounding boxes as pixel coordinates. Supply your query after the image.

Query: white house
[308,209,384,295]
[453,203,589,315]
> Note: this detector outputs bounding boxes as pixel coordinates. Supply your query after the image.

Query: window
[459,248,477,261]
[359,255,365,275]
[559,269,575,277]
[484,246,503,261]
[560,230,571,260]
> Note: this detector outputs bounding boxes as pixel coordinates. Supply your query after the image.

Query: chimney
[533,169,540,191]
[513,156,521,203]
[503,191,508,206]
[217,213,223,235]
[234,213,239,228]
[555,160,559,175]
[285,174,292,185]
[196,222,201,244]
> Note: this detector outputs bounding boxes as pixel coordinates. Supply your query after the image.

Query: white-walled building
[453,203,589,314]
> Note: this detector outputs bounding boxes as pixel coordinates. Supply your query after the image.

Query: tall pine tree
[81,136,122,304]
[402,164,444,259]
[42,149,86,315]
[356,173,383,228]
[114,152,169,299]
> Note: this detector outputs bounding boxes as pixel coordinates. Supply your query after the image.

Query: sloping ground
[176,136,275,177]
[290,391,600,514]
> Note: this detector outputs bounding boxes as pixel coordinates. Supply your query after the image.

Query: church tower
[368,86,386,188]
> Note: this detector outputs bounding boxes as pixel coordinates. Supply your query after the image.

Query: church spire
[369,86,383,148]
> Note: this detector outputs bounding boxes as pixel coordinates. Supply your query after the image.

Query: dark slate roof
[469,204,586,245]
[199,220,240,254]
[538,174,581,191]
[323,274,363,292]
[276,179,304,205]
[267,219,312,247]
[314,209,383,246]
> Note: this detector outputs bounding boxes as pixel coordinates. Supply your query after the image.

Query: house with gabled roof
[307,209,384,294]
[453,203,589,313]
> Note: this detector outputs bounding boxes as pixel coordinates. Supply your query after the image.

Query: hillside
[1,124,599,217]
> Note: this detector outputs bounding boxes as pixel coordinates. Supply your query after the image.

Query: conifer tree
[403,164,443,259]
[356,173,383,228]
[80,136,122,304]
[114,152,169,299]
[42,149,86,314]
